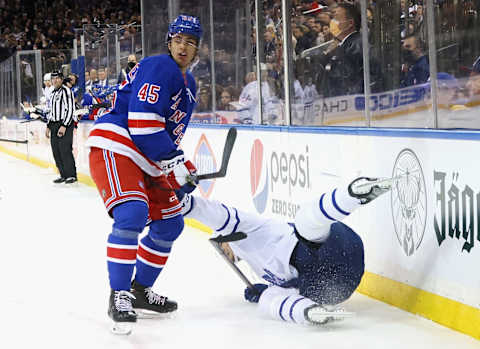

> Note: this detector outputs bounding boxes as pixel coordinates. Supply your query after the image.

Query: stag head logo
[391,149,427,256]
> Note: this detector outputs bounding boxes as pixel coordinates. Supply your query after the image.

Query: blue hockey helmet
[167,14,203,44]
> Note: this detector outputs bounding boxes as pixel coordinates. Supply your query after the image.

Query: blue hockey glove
[244,284,268,303]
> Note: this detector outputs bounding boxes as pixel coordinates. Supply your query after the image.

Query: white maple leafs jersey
[186,196,299,285]
[236,80,274,124]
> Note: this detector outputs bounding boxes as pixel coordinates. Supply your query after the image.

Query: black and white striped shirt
[49,85,75,126]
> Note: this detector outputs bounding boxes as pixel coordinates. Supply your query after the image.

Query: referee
[46,70,77,184]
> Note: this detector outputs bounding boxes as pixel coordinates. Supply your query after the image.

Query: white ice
[1,152,478,349]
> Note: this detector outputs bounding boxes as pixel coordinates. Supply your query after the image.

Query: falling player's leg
[257,285,316,325]
[291,182,373,318]
[294,177,392,243]
[256,285,353,325]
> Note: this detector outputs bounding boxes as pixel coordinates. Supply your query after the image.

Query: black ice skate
[131,279,178,319]
[108,289,137,335]
[348,177,392,204]
[53,177,66,184]
[64,177,77,184]
[304,304,355,325]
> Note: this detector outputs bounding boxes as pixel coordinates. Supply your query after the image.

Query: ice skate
[108,290,137,335]
[64,177,78,184]
[52,177,65,184]
[131,280,178,319]
[348,177,392,204]
[304,304,355,325]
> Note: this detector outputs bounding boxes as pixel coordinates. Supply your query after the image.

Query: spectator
[218,86,237,111]
[97,68,108,87]
[400,34,429,87]
[190,42,211,84]
[195,86,212,112]
[85,71,91,88]
[320,24,333,44]
[314,2,365,97]
[90,68,99,85]
[117,54,137,84]
[65,73,79,99]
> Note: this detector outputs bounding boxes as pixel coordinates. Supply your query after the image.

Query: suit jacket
[318,31,364,98]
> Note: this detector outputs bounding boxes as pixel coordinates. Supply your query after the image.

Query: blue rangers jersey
[86,54,197,176]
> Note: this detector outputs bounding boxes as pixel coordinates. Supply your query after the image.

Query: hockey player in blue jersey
[85,14,203,333]
[179,177,392,325]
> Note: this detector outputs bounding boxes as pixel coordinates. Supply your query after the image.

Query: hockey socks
[295,187,361,243]
[258,286,316,325]
[135,235,170,288]
[107,234,138,291]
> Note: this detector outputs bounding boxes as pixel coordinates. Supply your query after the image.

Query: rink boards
[0,119,479,340]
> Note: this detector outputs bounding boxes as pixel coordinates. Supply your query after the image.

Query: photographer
[46,71,78,184]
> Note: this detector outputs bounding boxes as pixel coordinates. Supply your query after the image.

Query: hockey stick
[151,127,238,192]
[209,239,255,289]
[194,127,237,181]
[0,138,28,144]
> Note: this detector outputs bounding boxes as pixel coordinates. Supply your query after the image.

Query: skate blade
[135,308,177,320]
[354,177,393,192]
[306,307,355,325]
[110,321,134,335]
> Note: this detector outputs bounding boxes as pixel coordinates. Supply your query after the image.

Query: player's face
[169,33,198,71]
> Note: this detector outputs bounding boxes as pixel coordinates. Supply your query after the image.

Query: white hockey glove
[159,150,198,190]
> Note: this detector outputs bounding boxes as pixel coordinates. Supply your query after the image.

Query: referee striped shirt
[49,85,75,127]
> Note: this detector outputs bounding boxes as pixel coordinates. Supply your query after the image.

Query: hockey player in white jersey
[179,176,392,325]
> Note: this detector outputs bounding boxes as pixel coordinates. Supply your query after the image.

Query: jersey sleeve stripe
[128,111,165,122]
[128,120,166,135]
[128,120,165,128]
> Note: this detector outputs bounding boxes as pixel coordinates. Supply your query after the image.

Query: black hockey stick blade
[196,127,237,181]
[209,239,255,289]
[0,138,28,144]
[210,231,247,243]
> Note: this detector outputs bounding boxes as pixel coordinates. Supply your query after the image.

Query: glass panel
[142,0,169,57]
[291,1,368,126]
[257,0,286,125]
[435,0,480,129]
[41,49,72,75]
[18,52,39,105]
[368,0,433,128]
[208,0,258,124]
[0,56,17,117]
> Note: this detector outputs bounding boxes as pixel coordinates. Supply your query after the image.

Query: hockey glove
[159,150,198,190]
[175,191,193,216]
[244,284,268,303]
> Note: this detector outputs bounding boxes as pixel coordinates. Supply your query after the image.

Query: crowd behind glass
[4,0,480,129]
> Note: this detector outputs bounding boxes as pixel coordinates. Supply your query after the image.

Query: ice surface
[1,152,478,349]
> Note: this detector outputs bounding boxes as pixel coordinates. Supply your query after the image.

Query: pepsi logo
[250,139,269,213]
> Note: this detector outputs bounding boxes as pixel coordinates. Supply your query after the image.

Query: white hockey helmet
[43,73,51,82]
